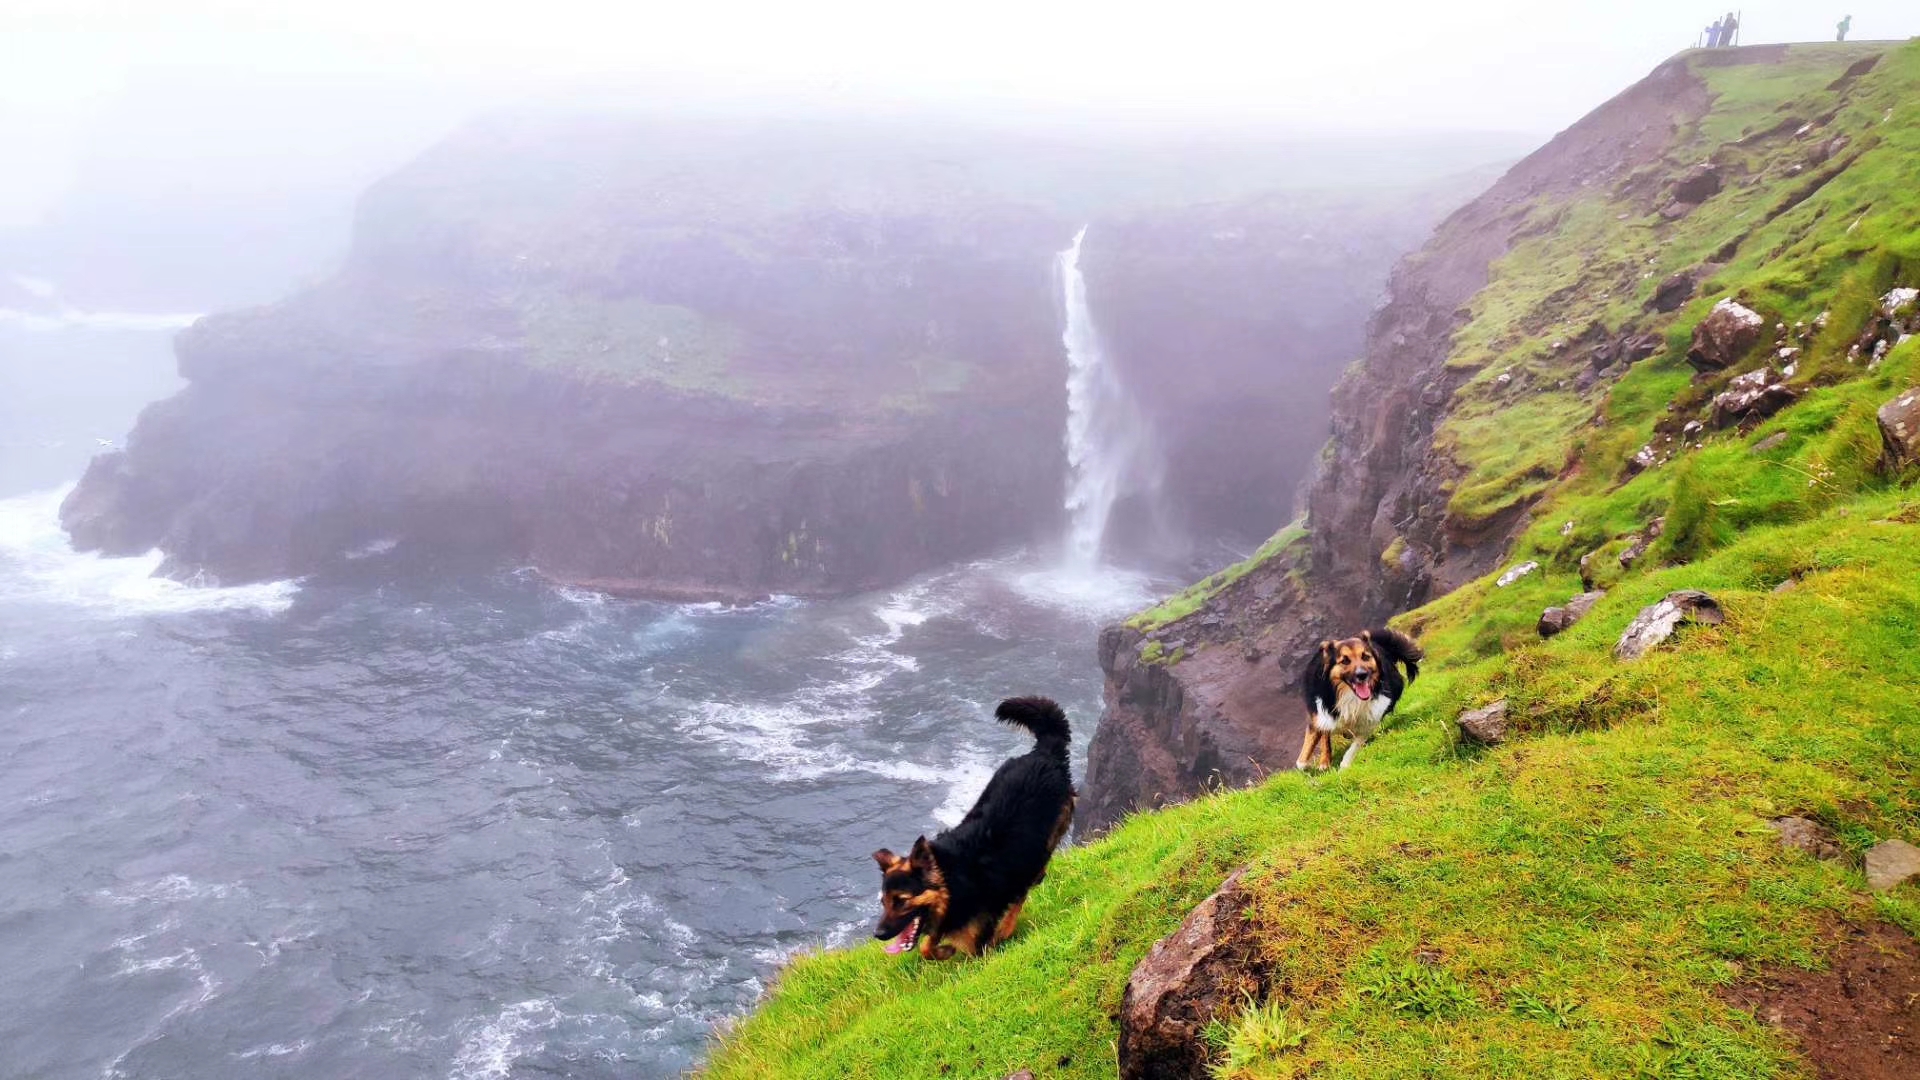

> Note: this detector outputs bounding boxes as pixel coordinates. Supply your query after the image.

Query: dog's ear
[1302,640,1335,693]
[909,836,934,864]
[872,848,897,869]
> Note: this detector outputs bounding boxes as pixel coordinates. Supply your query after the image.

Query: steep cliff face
[1077,183,1491,551]
[61,115,1077,597]
[1082,44,1849,833]
[63,111,1516,597]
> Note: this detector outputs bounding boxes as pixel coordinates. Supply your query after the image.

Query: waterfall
[1056,226,1132,572]
[1006,227,1160,615]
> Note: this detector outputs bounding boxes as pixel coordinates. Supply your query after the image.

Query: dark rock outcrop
[1687,298,1766,371]
[1669,162,1724,204]
[1648,269,1700,313]
[1118,869,1267,1080]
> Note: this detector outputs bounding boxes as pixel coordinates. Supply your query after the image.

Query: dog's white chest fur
[1313,689,1393,737]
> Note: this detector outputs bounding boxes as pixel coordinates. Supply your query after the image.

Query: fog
[6,1,1914,258]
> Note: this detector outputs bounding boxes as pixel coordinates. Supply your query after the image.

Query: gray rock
[1752,431,1789,453]
[1615,589,1724,660]
[1769,816,1842,861]
[1627,444,1659,475]
[1539,590,1606,637]
[1882,286,1918,319]
[1878,388,1920,468]
[1458,700,1509,746]
[1865,839,1920,892]
[1710,366,1799,427]
[1496,561,1540,587]
[1618,535,1649,571]
[1687,298,1765,372]
[1119,869,1267,1080]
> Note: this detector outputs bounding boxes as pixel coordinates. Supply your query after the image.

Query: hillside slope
[1081,39,1916,831]
[702,41,1920,1079]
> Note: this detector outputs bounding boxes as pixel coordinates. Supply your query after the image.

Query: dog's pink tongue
[1353,682,1373,700]
[884,918,918,955]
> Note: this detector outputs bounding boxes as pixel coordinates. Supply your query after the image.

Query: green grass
[704,42,1920,1079]
[1427,41,1920,530]
[708,494,1920,1079]
[1126,521,1307,634]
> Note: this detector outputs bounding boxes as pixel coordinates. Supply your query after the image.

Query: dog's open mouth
[884,917,921,955]
[1349,677,1374,701]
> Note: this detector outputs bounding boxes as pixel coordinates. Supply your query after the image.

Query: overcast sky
[1,1,1914,224]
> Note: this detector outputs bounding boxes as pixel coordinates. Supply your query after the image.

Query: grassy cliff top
[703,41,1920,1079]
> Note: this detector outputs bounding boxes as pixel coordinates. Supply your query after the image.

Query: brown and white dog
[1297,628,1424,770]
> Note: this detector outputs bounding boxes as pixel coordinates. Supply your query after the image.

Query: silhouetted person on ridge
[1706,18,1724,48]
[1837,15,1851,42]
[1721,11,1739,47]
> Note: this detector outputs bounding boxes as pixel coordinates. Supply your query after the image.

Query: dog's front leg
[1339,734,1367,770]
[1296,723,1321,770]
[1318,732,1334,770]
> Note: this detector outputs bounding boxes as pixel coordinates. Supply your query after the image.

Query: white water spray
[1057,227,1134,572]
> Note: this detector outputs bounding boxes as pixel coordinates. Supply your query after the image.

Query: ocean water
[0,306,1161,1078]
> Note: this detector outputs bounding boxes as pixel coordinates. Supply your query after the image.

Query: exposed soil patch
[1725,922,1920,1080]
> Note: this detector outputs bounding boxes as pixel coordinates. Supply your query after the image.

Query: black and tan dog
[1297,628,1424,771]
[871,697,1074,960]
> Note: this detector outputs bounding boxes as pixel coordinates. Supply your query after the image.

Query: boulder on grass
[1687,299,1765,372]
[1614,589,1723,660]
[1769,816,1843,861]
[1648,270,1698,313]
[1865,839,1920,892]
[1457,700,1510,745]
[1539,590,1606,638]
[1670,163,1723,204]
[1711,367,1799,427]
[1879,388,1920,469]
[1119,869,1268,1080]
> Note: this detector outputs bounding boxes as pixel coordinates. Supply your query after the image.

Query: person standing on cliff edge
[1836,14,1851,41]
[1705,17,1723,47]
[1721,11,1739,46]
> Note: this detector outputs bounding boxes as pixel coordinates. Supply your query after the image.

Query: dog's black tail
[995,696,1071,763]
[1366,626,1425,684]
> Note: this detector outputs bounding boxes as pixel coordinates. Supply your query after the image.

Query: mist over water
[0,309,1169,1079]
